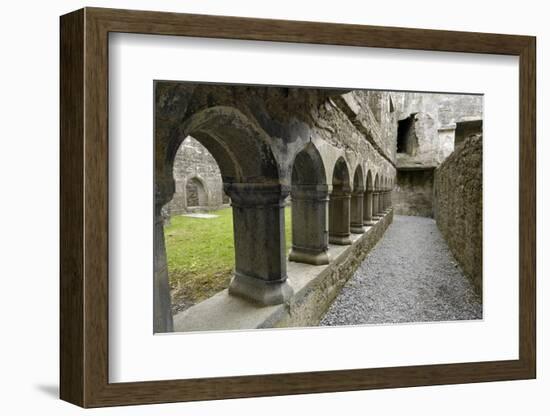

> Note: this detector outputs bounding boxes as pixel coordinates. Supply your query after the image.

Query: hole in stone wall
[397,114,418,155]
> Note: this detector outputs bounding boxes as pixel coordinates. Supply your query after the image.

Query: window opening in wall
[397,113,418,155]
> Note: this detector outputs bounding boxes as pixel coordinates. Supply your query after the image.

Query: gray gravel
[320,215,482,326]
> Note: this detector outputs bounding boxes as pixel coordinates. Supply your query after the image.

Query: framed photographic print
[60,7,536,408]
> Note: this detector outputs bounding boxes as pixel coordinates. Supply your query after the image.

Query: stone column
[154,203,174,333]
[378,189,384,215]
[289,185,330,265]
[363,189,375,226]
[350,189,365,234]
[226,183,293,305]
[329,186,352,245]
[372,191,381,219]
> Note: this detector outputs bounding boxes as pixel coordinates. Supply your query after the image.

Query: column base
[289,247,330,265]
[363,220,376,226]
[228,272,294,306]
[350,224,366,234]
[329,234,352,245]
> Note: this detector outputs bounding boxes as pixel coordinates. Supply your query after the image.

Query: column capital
[331,185,352,196]
[224,182,290,207]
[291,184,330,200]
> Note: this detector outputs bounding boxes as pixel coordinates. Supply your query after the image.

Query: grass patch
[165,206,292,311]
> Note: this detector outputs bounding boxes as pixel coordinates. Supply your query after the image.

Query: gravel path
[320,215,482,326]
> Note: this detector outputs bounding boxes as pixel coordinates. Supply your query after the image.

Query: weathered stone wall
[433,134,482,294]
[390,92,482,218]
[392,92,483,169]
[393,169,434,217]
[166,136,225,215]
[455,119,483,147]
[394,92,482,125]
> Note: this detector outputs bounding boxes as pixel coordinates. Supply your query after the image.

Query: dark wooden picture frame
[60,7,536,408]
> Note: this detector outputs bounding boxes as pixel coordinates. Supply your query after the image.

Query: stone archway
[373,173,382,219]
[329,157,352,245]
[288,142,330,265]
[350,164,366,234]
[364,170,375,226]
[155,87,293,332]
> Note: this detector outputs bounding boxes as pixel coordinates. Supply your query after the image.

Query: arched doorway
[185,177,207,207]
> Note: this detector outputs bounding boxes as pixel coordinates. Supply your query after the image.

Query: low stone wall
[393,168,434,217]
[173,210,393,332]
[433,134,482,294]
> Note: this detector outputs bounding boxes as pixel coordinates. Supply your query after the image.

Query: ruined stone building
[392,92,482,217]
[165,136,227,215]
[155,82,482,333]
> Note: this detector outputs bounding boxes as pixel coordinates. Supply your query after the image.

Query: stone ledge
[173,210,394,333]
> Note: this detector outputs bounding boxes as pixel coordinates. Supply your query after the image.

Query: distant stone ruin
[166,136,226,215]
[391,92,483,218]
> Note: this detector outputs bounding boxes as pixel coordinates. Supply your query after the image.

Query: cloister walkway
[320,215,482,326]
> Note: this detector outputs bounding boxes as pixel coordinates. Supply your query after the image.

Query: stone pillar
[363,189,375,226]
[154,203,174,333]
[329,186,352,245]
[289,185,330,265]
[372,191,381,219]
[378,189,384,215]
[226,183,293,305]
[350,189,365,234]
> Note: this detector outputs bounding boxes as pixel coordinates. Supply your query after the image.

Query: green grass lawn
[165,206,292,311]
